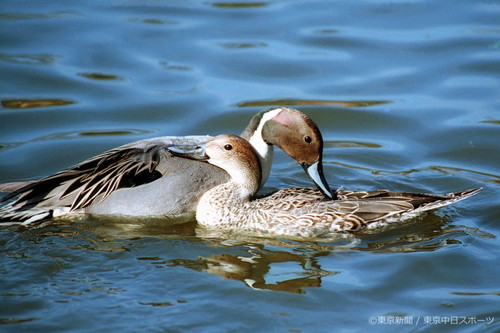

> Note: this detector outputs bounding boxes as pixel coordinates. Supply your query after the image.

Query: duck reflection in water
[16,213,493,295]
[164,246,335,294]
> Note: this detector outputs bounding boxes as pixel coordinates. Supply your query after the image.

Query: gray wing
[0,135,214,223]
[0,181,35,192]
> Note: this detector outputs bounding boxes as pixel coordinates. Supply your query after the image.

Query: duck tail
[415,188,482,213]
[0,202,54,226]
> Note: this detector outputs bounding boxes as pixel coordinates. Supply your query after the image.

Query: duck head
[169,134,262,199]
[241,107,335,199]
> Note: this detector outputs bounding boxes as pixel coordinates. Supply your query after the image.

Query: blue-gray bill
[168,144,336,200]
[301,161,336,200]
[168,144,209,161]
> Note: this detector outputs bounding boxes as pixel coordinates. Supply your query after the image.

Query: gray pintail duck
[0,107,332,225]
[169,134,481,239]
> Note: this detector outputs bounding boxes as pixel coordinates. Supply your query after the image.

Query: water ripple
[0,53,60,65]
[238,99,391,108]
[77,72,127,81]
[2,98,74,109]
[211,2,268,8]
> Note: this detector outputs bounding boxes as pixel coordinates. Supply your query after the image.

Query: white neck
[247,108,282,186]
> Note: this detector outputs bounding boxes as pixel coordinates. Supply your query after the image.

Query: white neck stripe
[248,108,282,186]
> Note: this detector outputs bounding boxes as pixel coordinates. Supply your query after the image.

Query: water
[1,0,499,332]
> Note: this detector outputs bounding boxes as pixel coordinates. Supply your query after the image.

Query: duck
[0,107,333,225]
[168,134,481,239]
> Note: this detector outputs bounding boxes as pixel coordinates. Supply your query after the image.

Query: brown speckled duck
[169,134,480,239]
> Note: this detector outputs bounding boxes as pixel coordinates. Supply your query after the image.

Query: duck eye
[224,144,233,151]
[304,136,312,143]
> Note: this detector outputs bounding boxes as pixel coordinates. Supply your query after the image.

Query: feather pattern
[1,108,335,225]
[197,184,480,238]
[0,144,165,224]
[190,135,481,239]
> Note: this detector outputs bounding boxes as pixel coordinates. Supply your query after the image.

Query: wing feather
[1,144,166,220]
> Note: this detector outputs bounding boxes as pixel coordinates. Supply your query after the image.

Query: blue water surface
[1,0,499,332]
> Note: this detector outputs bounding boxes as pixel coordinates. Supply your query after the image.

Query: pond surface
[1,0,499,332]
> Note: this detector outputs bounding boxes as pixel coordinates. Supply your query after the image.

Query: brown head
[169,134,262,198]
[242,107,334,199]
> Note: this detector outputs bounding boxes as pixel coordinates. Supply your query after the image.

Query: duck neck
[241,109,283,187]
[196,181,254,227]
[204,155,261,203]
[205,182,252,204]
[248,135,273,187]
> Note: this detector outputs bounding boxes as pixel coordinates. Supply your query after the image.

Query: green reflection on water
[77,72,125,81]
[220,42,267,49]
[480,120,500,125]
[238,99,392,108]
[211,2,268,8]
[2,99,74,109]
